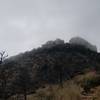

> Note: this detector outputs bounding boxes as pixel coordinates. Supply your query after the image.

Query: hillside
[0,37,100,100]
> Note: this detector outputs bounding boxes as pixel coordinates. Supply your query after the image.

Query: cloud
[0,0,100,56]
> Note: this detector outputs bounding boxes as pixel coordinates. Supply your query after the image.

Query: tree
[0,51,16,100]
[0,51,10,100]
[13,67,33,100]
[0,63,15,100]
[0,51,8,64]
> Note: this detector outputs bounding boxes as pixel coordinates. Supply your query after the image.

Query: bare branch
[0,51,8,64]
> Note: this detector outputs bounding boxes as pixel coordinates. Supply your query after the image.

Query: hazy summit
[42,39,64,48]
[41,37,97,52]
[69,37,97,52]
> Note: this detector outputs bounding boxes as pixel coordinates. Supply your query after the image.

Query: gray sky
[0,0,100,56]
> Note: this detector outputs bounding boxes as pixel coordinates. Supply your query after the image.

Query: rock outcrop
[42,39,64,48]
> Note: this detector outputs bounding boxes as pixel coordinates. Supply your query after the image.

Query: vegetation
[34,81,81,100]
[0,39,100,100]
[12,67,33,100]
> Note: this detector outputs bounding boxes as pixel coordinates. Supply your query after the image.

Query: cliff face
[69,37,97,52]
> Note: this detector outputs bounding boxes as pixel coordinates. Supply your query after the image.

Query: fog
[0,0,100,56]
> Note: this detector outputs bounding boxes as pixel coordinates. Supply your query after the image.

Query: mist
[0,0,100,56]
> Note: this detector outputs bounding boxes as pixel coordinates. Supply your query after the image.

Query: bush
[81,74,100,93]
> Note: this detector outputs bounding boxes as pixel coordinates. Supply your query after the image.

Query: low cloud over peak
[0,0,100,56]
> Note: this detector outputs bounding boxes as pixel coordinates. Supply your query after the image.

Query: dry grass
[93,86,100,100]
[27,81,82,100]
[74,71,97,82]
[10,73,99,100]
[11,80,100,100]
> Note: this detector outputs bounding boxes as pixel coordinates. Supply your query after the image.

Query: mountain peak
[69,37,97,52]
[42,38,64,48]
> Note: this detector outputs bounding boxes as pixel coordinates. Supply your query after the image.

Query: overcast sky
[0,0,100,56]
